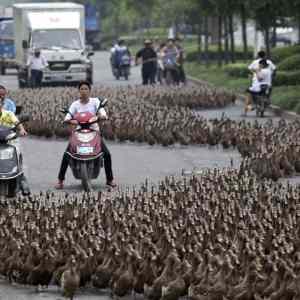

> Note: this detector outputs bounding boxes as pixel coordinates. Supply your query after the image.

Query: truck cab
[0,17,16,75]
[13,2,94,88]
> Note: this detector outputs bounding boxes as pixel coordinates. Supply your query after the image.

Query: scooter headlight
[6,132,17,141]
[0,148,14,160]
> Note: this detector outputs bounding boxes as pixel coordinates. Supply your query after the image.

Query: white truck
[13,2,94,88]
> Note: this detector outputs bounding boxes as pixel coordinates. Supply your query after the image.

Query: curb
[188,75,300,120]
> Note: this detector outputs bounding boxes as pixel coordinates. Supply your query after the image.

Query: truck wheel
[80,163,92,192]
[7,180,17,198]
[0,181,8,197]
[1,65,5,75]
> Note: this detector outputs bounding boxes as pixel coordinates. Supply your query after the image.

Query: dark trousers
[58,140,114,183]
[142,66,156,85]
[177,65,186,83]
[31,69,43,88]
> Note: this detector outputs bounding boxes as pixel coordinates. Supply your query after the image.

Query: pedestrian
[174,37,186,85]
[161,38,180,85]
[0,84,16,113]
[156,43,166,84]
[27,48,48,88]
[135,40,157,85]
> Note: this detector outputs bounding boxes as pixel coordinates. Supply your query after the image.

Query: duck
[61,255,80,300]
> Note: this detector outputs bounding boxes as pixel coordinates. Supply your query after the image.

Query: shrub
[223,63,249,78]
[186,50,253,62]
[271,45,300,63]
[273,71,300,86]
[277,54,300,71]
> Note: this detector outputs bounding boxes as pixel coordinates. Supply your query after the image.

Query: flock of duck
[10,85,300,181]
[1,168,300,299]
[2,84,300,299]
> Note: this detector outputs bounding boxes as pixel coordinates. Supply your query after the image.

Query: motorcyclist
[0,96,30,195]
[55,80,116,189]
[110,41,119,76]
[244,59,272,114]
[0,85,16,113]
[114,39,131,72]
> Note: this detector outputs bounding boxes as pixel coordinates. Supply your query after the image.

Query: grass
[185,61,300,113]
[185,62,250,93]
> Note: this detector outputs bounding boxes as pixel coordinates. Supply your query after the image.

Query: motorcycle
[0,111,30,197]
[114,53,131,80]
[61,98,108,192]
[254,84,271,117]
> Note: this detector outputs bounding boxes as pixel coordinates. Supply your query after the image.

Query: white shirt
[27,54,48,70]
[248,58,276,73]
[110,44,120,54]
[64,97,107,130]
[250,68,272,92]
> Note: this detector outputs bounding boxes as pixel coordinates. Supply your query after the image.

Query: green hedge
[271,45,300,63]
[223,63,249,78]
[273,71,300,86]
[271,86,300,113]
[277,54,300,71]
[186,50,253,62]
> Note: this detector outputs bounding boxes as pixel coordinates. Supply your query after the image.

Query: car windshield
[0,20,13,39]
[32,29,82,50]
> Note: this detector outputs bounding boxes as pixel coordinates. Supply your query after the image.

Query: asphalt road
[0,51,245,194]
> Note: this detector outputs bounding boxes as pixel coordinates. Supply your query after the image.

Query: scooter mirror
[100,98,108,107]
[16,105,23,115]
[59,108,69,114]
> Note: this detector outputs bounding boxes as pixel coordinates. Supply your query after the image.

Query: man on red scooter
[55,81,116,189]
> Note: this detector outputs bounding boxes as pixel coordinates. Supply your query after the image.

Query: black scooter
[0,109,30,197]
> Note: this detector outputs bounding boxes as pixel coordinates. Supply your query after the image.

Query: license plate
[77,146,93,155]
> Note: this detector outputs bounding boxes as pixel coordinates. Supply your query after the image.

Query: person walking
[135,40,157,85]
[174,37,186,85]
[27,48,48,88]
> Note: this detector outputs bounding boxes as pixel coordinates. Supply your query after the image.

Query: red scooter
[61,98,108,192]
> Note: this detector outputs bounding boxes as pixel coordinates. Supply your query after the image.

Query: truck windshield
[32,29,82,50]
[0,20,14,40]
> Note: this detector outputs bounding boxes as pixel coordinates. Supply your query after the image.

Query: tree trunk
[204,15,209,67]
[240,3,248,61]
[228,14,235,63]
[217,15,223,67]
[224,17,229,64]
[298,15,300,44]
[271,25,277,48]
[197,19,203,63]
[264,27,271,57]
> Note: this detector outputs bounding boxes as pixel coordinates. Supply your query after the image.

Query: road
[0,51,247,194]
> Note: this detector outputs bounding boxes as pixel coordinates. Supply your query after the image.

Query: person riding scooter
[113,40,131,80]
[0,85,16,114]
[55,80,116,190]
[0,97,30,196]
[244,59,272,115]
